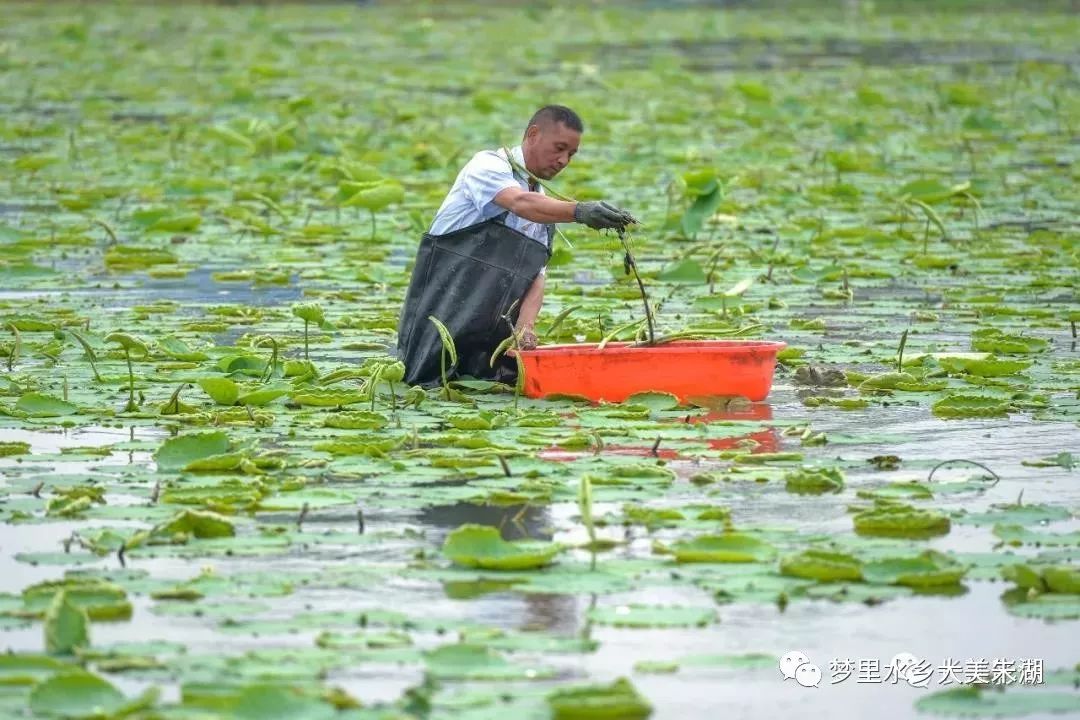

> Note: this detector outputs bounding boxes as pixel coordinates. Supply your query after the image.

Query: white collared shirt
[429,145,552,250]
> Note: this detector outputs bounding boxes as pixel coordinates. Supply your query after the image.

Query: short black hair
[525,105,584,134]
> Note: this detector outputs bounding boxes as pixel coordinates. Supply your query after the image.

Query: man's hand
[574,201,637,231]
[517,326,538,351]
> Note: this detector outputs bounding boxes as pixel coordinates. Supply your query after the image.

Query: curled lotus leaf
[290,302,325,325]
[783,466,845,494]
[780,549,863,582]
[104,332,148,357]
[853,503,951,538]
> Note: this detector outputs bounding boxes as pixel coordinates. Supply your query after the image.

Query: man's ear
[524,124,541,142]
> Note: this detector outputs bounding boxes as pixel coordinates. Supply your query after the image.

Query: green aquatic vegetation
[938,356,1032,377]
[853,502,951,539]
[8,393,78,418]
[931,394,1010,419]
[104,332,147,413]
[970,328,1049,355]
[670,533,778,563]
[916,686,1080,717]
[780,549,863,582]
[19,578,131,622]
[1,3,1078,716]
[783,466,845,494]
[861,551,968,588]
[44,591,89,656]
[290,303,326,361]
[29,670,157,719]
[856,482,933,501]
[1002,564,1080,594]
[3,323,21,372]
[424,642,556,681]
[428,315,458,400]
[442,525,561,570]
[0,441,31,457]
[153,431,233,472]
[548,677,653,720]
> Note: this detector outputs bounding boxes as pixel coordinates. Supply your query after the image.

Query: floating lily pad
[29,670,155,718]
[442,525,561,570]
[424,643,556,681]
[784,466,845,494]
[547,677,653,720]
[670,534,777,563]
[154,431,232,472]
[862,551,968,587]
[13,393,78,418]
[853,503,951,539]
[915,685,1080,716]
[931,394,1010,419]
[780,549,863,582]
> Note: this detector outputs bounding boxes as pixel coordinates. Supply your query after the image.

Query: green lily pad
[322,411,388,430]
[670,533,777,563]
[954,503,1072,527]
[21,578,131,621]
[938,356,1033,377]
[424,643,556,681]
[29,670,155,718]
[0,441,31,457]
[780,549,863,582]
[442,525,561,570]
[44,591,89,656]
[198,377,240,406]
[229,683,337,720]
[548,677,653,720]
[0,655,74,686]
[993,524,1080,547]
[862,551,968,587]
[971,328,1048,354]
[853,503,951,538]
[932,394,1010,419]
[14,393,78,418]
[289,389,366,407]
[154,431,232,472]
[784,466,845,494]
[915,685,1080,716]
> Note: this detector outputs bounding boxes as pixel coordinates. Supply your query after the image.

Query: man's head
[521,105,583,180]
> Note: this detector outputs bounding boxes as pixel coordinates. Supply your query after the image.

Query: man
[397,105,636,387]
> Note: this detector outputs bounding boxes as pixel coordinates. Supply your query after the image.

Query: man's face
[523,121,581,180]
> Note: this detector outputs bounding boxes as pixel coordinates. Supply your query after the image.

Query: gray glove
[574,201,637,231]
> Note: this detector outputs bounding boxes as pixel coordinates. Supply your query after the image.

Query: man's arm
[514,272,545,350]
[493,187,576,224]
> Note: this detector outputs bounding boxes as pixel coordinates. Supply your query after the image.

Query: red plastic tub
[518,340,786,403]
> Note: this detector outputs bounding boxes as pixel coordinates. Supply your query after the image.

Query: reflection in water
[418,502,580,633]
[418,501,552,541]
[539,403,781,460]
